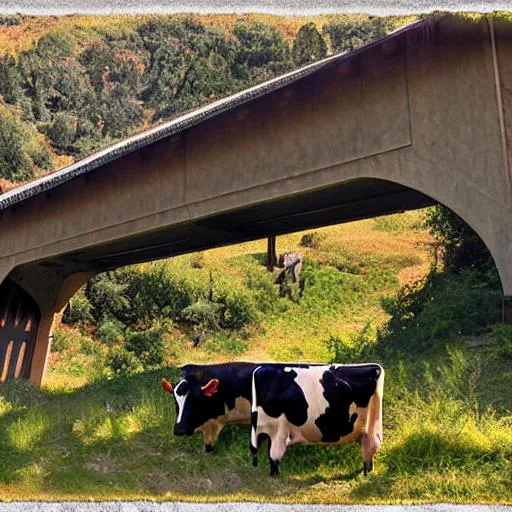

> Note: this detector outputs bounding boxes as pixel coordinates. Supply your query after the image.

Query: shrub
[219,289,258,330]
[0,54,22,104]
[180,298,223,331]
[380,270,502,350]
[79,336,103,357]
[125,327,164,369]
[47,113,76,151]
[490,324,512,360]
[25,139,52,170]
[105,345,140,376]
[0,15,23,26]
[190,252,204,269]
[300,232,323,249]
[95,318,125,345]
[126,263,202,325]
[0,105,34,181]
[246,268,285,314]
[325,322,377,363]
[292,23,327,66]
[425,204,494,273]
[63,288,93,325]
[51,326,77,353]
[233,21,291,80]
[85,272,131,323]
[323,15,389,53]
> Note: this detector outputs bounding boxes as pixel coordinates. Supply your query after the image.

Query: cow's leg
[268,432,288,477]
[251,433,267,467]
[361,368,384,475]
[360,429,382,476]
[200,420,224,452]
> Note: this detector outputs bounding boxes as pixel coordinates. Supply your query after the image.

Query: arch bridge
[1,15,512,386]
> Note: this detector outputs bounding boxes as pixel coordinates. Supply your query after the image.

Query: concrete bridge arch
[1,14,512,386]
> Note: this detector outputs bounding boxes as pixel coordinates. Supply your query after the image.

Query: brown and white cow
[250,363,384,476]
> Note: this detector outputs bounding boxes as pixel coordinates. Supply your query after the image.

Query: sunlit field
[1,210,511,503]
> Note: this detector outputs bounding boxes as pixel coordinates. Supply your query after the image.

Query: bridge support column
[7,268,93,387]
[503,297,512,324]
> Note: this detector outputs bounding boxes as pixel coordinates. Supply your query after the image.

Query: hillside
[0,210,510,503]
[0,13,415,188]
[0,12,511,505]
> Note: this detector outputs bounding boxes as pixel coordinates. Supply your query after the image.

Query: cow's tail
[250,365,262,467]
[362,364,385,475]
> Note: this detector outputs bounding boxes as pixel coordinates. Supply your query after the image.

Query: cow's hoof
[363,460,373,476]
[269,460,280,477]
[252,456,258,467]
[205,444,214,453]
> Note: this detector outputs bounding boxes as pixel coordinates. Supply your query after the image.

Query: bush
[292,23,327,66]
[51,326,77,353]
[180,298,223,331]
[95,318,125,345]
[490,324,512,360]
[218,289,258,329]
[323,15,389,53]
[47,113,76,151]
[246,268,286,315]
[300,232,323,249]
[105,345,140,376]
[0,15,23,26]
[233,21,291,80]
[125,327,164,369]
[79,336,103,357]
[0,105,34,181]
[190,252,204,269]
[63,288,93,325]
[0,54,22,104]
[85,272,131,323]
[126,263,202,325]
[325,322,377,363]
[25,139,52,170]
[425,204,494,273]
[380,270,502,350]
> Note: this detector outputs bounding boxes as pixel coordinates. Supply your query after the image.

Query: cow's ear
[161,378,174,394]
[201,378,220,397]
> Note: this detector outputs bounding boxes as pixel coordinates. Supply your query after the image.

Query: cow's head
[161,376,220,436]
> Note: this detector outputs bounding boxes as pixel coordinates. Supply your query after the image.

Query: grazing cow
[161,362,316,452]
[250,363,384,476]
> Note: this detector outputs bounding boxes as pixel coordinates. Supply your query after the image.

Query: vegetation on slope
[0,12,511,504]
[0,13,414,187]
[1,209,511,503]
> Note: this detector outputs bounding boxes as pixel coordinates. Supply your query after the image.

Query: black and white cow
[161,362,316,452]
[250,363,384,476]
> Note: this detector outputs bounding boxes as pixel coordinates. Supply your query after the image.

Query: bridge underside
[2,15,512,386]
[31,179,434,273]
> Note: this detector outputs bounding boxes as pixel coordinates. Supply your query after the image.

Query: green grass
[1,211,511,503]
[1,343,511,503]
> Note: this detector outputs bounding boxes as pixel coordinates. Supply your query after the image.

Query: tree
[425,205,494,273]
[233,22,291,81]
[292,23,327,66]
[323,15,389,53]
[0,54,22,104]
[0,105,34,181]
[47,112,76,151]
[140,19,236,120]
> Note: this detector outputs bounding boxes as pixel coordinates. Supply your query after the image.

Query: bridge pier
[3,268,93,387]
[503,297,512,324]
